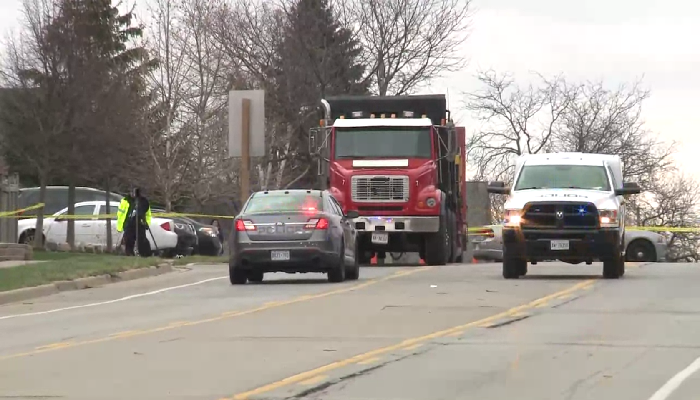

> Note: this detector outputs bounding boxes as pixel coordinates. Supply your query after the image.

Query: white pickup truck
[17,200,179,253]
[487,152,642,279]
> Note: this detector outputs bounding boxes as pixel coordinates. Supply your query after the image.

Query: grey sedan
[229,189,360,284]
[472,225,667,263]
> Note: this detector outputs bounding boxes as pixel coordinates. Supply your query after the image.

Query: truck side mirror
[487,181,510,194]
[615,182,641,196]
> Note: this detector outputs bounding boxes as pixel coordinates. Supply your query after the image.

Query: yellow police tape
[6,203,700,234]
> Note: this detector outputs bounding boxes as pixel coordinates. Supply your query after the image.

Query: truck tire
[603,244,625,279]
[425,214,448,265]
[447,211,457,263]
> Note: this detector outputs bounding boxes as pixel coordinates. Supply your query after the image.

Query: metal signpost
[229,90,265,207]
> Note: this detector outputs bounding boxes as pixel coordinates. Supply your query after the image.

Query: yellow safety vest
[116,198,153,232]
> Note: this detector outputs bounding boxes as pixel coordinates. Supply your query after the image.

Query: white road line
[648,355,700,400]
[0,276,227,321]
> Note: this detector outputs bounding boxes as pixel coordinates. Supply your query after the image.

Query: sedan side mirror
[615,182,641,196]
[346,210,360,219]
[487,181,511,194]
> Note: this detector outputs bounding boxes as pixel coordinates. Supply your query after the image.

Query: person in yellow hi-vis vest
[117,187,152,257]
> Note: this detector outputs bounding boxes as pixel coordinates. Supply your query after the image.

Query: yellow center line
[227,279,597,400]
[0,267,431,362]
[298,375,328,386]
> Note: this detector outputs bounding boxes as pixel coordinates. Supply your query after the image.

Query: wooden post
[240,98,251,207]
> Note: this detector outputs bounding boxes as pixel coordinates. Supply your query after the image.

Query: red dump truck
[308,94,467,265]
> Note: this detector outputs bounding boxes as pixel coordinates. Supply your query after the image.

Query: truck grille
[351,175,409,203]
[522,202,599,229]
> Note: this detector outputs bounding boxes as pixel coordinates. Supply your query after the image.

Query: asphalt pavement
[1,261,699,400]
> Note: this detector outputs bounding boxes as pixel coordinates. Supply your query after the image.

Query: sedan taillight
[160,222,172,231]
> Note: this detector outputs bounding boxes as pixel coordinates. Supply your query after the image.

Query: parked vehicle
[18,186,123,217]
[472,225,667,263]
[150,208,198,257]
[178,216,222,256]
[229,189,359,284]
[17,201,178,254]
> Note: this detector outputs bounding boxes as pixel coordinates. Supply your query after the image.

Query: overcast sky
[1,0,699,178]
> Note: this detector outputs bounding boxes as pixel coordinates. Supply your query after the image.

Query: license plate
[270,250,290,261]
[371,232,389,245]
[550,240,570,250]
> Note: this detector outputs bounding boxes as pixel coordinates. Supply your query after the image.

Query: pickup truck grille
[522,202,599,229]
[351,175,409,203]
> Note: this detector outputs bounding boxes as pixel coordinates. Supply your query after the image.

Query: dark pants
[124,218,152,257]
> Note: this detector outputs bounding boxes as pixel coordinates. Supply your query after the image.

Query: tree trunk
[105,179,113,252]
[34,175,47,249]
[67,182,76,250]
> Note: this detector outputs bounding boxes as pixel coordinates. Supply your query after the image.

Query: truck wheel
[503,258,525,279]
[425,214,448,265]
[447,211,458,263]
[603,248,624,279]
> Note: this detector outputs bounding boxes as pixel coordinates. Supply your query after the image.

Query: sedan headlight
[504,209,522,227]
[598,209,619,226]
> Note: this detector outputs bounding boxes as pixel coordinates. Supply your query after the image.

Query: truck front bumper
[503,227,621,262]
[352,216,440,233]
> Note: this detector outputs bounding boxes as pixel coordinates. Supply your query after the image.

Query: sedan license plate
[270,250,290,261]
[550,240,570,251]
[371,232,389,245]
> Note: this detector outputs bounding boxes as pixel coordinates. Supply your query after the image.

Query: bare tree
[465,70,575,182]
[0,0,66,249]
[177,0,234,209]
[347,0,473,95]
[143,0,195,210]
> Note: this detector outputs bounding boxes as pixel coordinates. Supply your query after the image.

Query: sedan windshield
[514,165,611,191]
[334,127,432,159]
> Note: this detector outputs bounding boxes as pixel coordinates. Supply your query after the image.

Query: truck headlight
[426,197,436,207]
[599,209,618,226]
[504,209,522,227]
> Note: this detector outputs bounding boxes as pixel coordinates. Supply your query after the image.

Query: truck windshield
[514,165,611,191]
[334,127,432,159]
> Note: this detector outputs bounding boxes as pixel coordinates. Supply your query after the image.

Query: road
[1,261,699,400]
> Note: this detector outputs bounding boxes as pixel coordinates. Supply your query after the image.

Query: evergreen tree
[270,0,369,188]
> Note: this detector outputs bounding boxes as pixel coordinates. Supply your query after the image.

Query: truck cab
[308,95,467,265]
[487,152,642,279]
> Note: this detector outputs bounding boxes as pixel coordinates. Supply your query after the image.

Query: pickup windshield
[334,127,432,159]
[514,165,611,191]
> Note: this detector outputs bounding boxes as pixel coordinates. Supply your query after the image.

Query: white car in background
[17,201,179,253]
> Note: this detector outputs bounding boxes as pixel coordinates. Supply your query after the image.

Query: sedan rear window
[245,193,323,214]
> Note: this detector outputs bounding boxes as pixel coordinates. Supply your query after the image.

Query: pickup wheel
[503,258,525,279]
[424,214,448,266]
[603,246,625,279]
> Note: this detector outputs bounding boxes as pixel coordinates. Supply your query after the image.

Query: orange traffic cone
[371,254,377,265]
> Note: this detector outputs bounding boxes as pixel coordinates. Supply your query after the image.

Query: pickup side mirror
[615,182,641,196]
[487,181,511,194]
[346,210,360,219]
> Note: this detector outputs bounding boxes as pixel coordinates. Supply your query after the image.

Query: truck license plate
[550,240,569,250]
[270,250,290,261]
[371,232,389,245]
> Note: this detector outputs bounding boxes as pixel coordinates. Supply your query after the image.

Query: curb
[0,262,174,306]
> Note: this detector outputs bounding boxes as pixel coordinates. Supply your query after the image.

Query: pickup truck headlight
[504,209,522,227]
[598,209,618,226]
